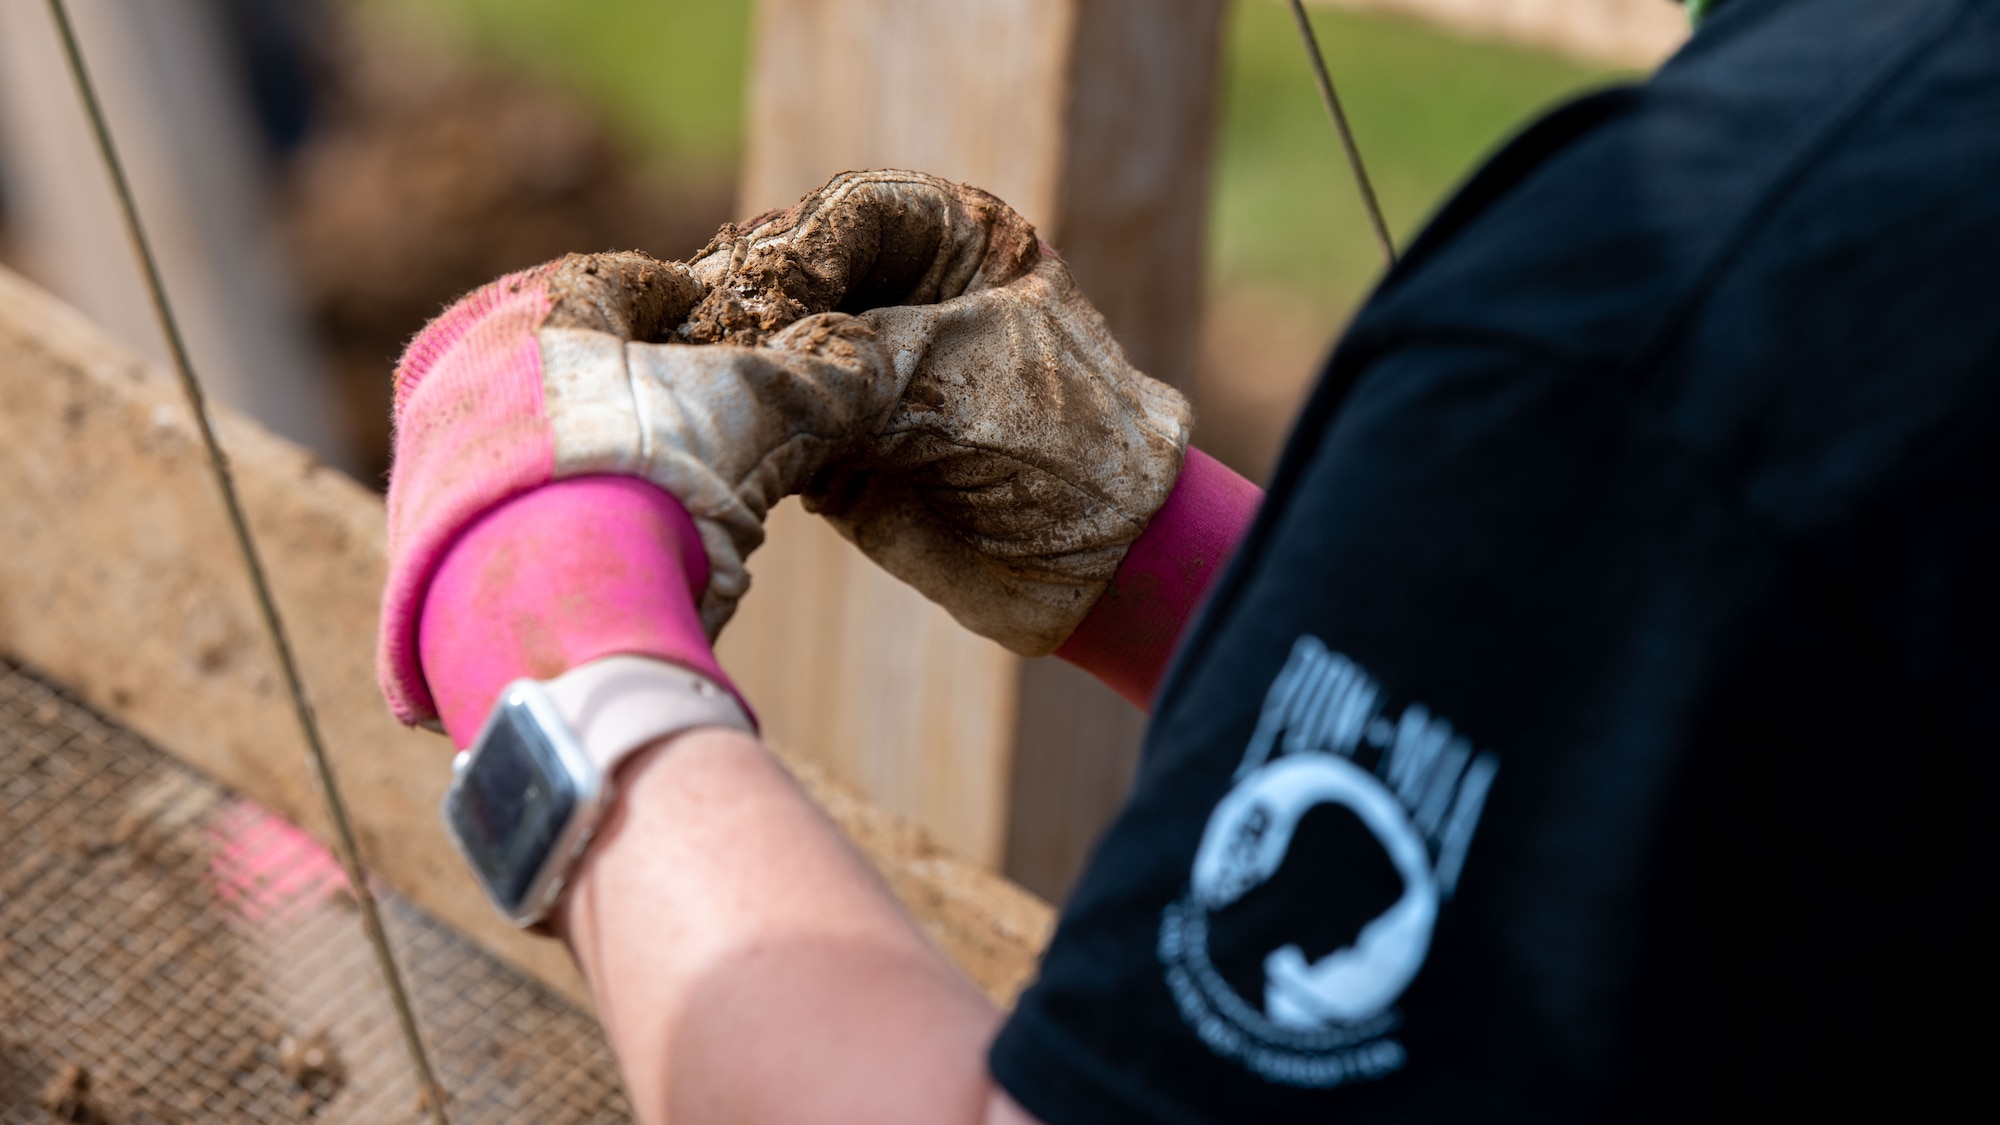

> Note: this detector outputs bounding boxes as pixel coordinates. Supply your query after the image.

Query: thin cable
[42,3,452,1120]
[1285,0,1398,267]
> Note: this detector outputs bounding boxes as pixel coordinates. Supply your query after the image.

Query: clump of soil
[675,174,1041,349]
[541,251,704,340]
[39,1064,103,1124]
[675,216,813,348]
[277,1029,345,1105]
[276,20,734,481]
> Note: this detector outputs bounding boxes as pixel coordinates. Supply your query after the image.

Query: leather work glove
[381,170,1192,726]
[378,250,903,727]
[682,170,1193,655]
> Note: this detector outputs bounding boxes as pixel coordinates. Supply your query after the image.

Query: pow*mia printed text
[1160,635,1500,1088]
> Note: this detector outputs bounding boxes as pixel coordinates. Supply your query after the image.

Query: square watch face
[445,694,583,916]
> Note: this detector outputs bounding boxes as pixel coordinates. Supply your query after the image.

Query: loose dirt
[277,1029,346,1103]
[677,171,1041,348]
[37,1066,100,1125]
[542,251,704,341]
[0,660,636,1123]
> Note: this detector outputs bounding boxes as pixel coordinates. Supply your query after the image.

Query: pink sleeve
[416,476,750,748]
[1054,447,1263,710]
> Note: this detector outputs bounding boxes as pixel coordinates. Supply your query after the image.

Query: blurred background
[0,6,1692,1118]
[0,0,1658,487]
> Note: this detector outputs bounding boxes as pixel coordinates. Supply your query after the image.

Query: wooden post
[727,0,1226,896]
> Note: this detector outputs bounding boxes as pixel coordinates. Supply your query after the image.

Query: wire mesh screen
[0,659,633,1123]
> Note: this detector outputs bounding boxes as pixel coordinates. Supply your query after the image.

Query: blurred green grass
[1215,2,1627,320]
[372,0,1628,320]
[359,0,755,168]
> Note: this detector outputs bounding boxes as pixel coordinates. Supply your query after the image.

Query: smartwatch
[441,655,754,927]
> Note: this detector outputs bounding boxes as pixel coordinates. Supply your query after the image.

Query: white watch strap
[542,655,753,777]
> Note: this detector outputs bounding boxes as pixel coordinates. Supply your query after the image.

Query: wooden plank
[739,0,1078,225]
[726,0,1076,871]
[1008,0,1228,900]
[1053,0,1227,394]
[730,0,1226,898]
[716,500,1025,869]
[0,264,1052,1006]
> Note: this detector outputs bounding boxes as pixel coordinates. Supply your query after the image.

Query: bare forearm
[405,481,1037,1121]
[556,728,1024,1125]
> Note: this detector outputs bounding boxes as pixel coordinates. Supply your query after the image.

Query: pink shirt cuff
[1055,448,1263,710]
[416,476,748,748]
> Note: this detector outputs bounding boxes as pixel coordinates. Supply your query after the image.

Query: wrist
[548,723,757,947]
[1055,448,1261,707]
[418,476,749,746]
[446,657,753,929]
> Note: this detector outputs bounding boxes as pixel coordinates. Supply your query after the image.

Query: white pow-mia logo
[1160,635,1499,1088]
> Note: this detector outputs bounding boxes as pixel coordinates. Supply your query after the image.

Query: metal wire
[1285,0,1399,267]
[40,2,452,1120]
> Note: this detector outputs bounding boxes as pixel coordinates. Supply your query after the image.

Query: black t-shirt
[990,0,2000,1119]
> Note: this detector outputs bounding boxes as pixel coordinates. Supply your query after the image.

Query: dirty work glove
[684,169,1193,655]
[377,251,899,728]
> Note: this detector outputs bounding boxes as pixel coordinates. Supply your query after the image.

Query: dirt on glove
[676,172,1043,348]
[532,173,1047,357]
[543,251,706,341]
[653,171,1193,656]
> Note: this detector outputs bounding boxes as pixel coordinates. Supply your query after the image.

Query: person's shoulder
[1304,0,2000,532]
[1343,0,1986,379]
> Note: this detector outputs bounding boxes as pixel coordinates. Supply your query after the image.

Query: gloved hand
[683,170,1193,656]
[382,169,1194,726]
[378,250,901,727]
